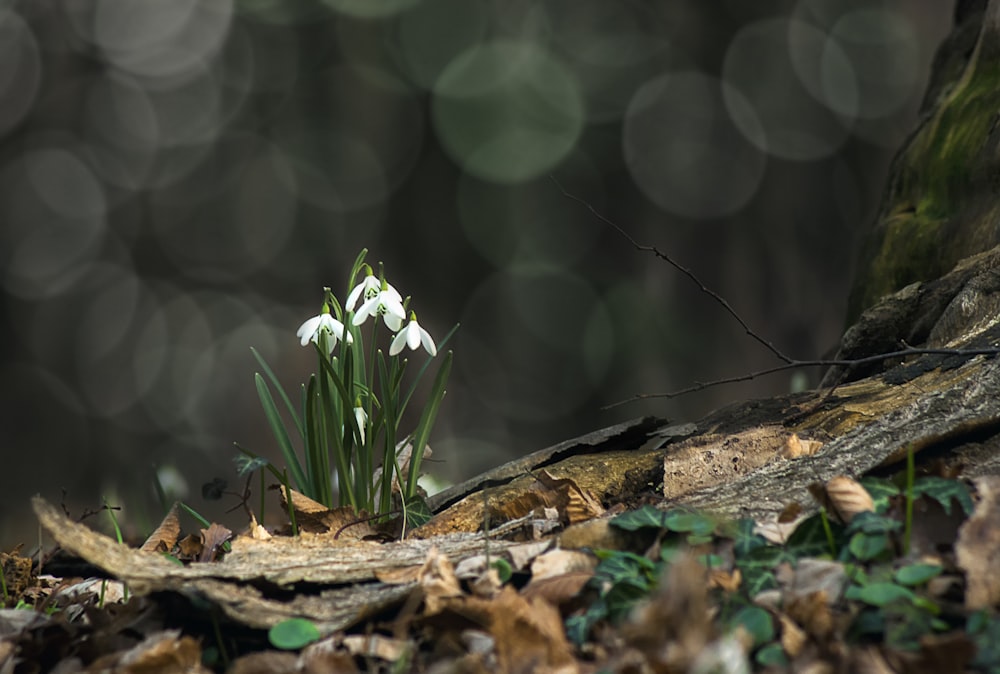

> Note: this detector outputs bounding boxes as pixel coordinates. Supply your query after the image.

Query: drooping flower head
[390,312,437,357]
[352,276,406,331]
[296,304,353,354]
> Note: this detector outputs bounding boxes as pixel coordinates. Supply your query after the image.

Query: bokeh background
[1,0,952,545]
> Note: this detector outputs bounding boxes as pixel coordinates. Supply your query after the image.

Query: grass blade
[255,373,308,492]
[251,347,303,437]
[405,350,452,500]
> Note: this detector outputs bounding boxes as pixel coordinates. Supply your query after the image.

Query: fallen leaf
[140,503,181,553]
[782,433,824,459]
[810,475,874,523]
[418,546,463,615]
[199,523,233,562]
[342,634,411,661]
[529,549,595,581]
[956,475,1000,610]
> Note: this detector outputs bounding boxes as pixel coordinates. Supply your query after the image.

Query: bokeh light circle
[827,8,919,119]
[723,18,855,161]
[0,9,42,140]
[623,71,766,219]
[319,0,418,19]
[92,0,233,82]
[432,41,584,183]
[390,0,489,90]
[0,147,107,299]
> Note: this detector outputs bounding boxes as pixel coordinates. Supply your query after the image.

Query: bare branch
[551,176,1000,407]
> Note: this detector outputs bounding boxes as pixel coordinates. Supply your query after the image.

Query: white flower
[353,282,405,331]
[296,311,353,354]
[353,404,367,445]
[390,313,437,357]
[346,271,381,312]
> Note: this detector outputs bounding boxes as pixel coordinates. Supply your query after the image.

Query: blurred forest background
[0,0,952,545]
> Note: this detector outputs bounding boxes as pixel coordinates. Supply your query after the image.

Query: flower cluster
[296,267,437,358]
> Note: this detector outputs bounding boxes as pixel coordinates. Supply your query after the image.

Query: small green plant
[243,249,455,525]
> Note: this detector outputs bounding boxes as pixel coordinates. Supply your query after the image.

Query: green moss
[849,53,1000,321]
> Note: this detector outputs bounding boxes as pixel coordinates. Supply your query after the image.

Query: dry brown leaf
[811,475,874,523]
[140,503,181,553]
[318,507,377,541]
[778,612,807,659]
[300,638,361,674]
[956,475,1000,610]
[469,567,503,598]
[521,571,593,607]
[248,513,272,541]
[782,433,824,459]
[342,634,411,661]
[227,651,299,674]
[506,540,553,571]
[198,523,233,563]
[529,549,595,581]
[176,533,202,560]
[488,586,578,674]
[418,546,463,615]
[776,558,848,601]
[778,501,804,523]
[708,567,741,593]
[755,515,807,545]
[785,591,835,640]
[97,630,208,674]
[621,554,713,672]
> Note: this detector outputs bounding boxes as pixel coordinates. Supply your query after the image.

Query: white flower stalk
[390,312,437,357]
[353,279,405,331]
[296,309,353,354]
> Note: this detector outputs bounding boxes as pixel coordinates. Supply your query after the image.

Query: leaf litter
[3,470,1000,672]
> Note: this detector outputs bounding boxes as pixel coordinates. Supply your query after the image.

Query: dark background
[0,0,952,545]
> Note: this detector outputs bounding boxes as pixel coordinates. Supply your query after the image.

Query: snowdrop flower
[353,279,405,331]
[297,307,353,354]
[390,312,437,357]
[353,403,368,445]
[345,267,381,312]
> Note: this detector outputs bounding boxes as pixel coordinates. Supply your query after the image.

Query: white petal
[297,315,321,345]
[420,326,437,356]
[345,283,364,311]
[383,311,403,332]
[389,330,407,356]
[406,321,421,350]
[383,293,406,320]
[353,296,378,325]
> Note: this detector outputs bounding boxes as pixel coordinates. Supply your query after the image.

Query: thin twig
[551,175,794,364]
[552,176,1000,407]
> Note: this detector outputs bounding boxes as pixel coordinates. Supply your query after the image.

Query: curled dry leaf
[778,612,807,659]
[199,523,233,562]
[782,433,824,459]
[140,502,181,553]
[811,475,874,524]
[342,634,411,661]
[418,546,463,615]
[529,549,596,581]
[956,475,1000,610]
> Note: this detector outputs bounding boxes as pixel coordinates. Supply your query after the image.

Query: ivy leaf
[269,618,321,650]
[913,477,974,516]
[856,582,915,607]
[894,563,943,587]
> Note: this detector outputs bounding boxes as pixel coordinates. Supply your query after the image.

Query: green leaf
[755,642,788,668]
[255,373,308,492]
[913,477,974,516]
[856,582,915,607]
[729,518,769,556]
[403,495,433,530]
[846,510,902,535]
[848,532,890,561]
[611,506,669,532]
[251,348,303,436]
[662,511,715,536]
[894,563,942,586]
[404,351,453,501]
[859,477,901,512]
[786,513,841,558]
[268,618,321,650]
[492,558,513,584]
[730,605,774,647]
